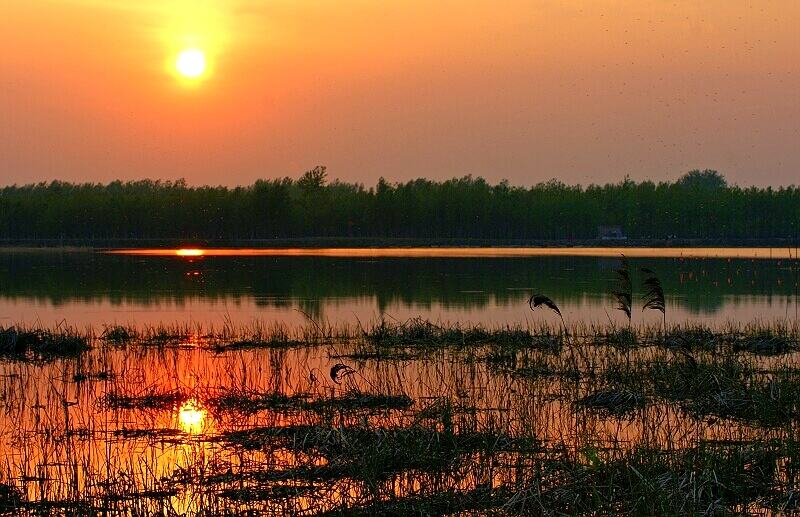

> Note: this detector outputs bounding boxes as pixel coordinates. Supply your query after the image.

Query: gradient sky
[2,1,798,187]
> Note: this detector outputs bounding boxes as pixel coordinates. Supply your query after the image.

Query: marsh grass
[205,387,413,415]
[2,319,796,363]
[100,325,136,344]
[363,317,553,350]
[103,387,187,411]
[0,326,89,361]
[0,482,22,513]
[3,318,800,515]
[650,359,800,426]
[576,388,646,416]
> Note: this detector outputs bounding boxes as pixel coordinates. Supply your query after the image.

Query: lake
[1,248,798,327]
[1,248,799,514]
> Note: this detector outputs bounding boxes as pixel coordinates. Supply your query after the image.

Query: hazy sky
[2,1,798,187]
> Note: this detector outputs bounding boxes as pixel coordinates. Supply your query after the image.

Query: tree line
[1,168,798,241]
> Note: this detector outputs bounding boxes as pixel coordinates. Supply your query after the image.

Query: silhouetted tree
[677,169,727,190]
[297,166,328,192]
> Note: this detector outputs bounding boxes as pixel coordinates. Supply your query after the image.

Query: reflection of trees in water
[0,253,795,317]
[296,298,323,321]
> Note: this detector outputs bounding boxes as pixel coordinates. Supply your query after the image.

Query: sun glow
[161,1,230,86]
[175,48,207,78]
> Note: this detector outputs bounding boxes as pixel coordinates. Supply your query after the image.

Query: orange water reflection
[107,247,800,259]
[1,340,797,513]
[178,399,207,434]
[175,248,205,257]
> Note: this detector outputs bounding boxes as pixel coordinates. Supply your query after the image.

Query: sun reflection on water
[178,399,206,434]
[176,248,205,257]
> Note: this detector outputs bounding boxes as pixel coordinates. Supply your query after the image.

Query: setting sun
[175,48,207,79]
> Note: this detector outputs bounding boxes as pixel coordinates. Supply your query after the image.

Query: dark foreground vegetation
[2,319,800,514]
[2,168,799,241]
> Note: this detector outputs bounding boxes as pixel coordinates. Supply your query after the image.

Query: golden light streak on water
[175,248,205,257]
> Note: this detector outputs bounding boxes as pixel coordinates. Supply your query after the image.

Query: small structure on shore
[597,225,627,240]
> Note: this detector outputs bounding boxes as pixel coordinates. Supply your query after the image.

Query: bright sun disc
[175,49,206,78]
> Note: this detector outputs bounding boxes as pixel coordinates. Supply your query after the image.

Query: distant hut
[597,225,627,240]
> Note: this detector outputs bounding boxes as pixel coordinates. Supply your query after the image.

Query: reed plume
[641,267,666,332]
[612,258,633,326]
[528,294,567,335]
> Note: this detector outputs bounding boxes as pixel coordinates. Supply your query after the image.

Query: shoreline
[104,246,800,259]
[1,237,799,252]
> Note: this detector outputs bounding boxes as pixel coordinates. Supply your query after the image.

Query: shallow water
[2,249,800,513]
[0,249,798,327]
[1,327,797,514]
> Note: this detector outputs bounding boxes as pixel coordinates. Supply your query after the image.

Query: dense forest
[1,168,798,241]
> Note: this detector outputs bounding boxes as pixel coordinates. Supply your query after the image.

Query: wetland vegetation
[2,316,800,515]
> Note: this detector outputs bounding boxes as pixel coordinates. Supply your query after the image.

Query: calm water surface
[2,248,800,514]
[1,248,798,327]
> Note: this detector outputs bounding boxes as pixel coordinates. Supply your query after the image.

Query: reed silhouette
[528,294,567,335]
[612,258,633,326]
[641,267,666,332]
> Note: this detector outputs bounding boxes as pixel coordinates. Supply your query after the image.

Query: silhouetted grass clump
[312,487,506,516]
[597,353,800,427]
[363,318,560,354]
[101,325,136,344]
[658,324,796,357]
[215,422,532,481]
[526,441,790,515]
[103,388,187,411]
[72,370,111,383]
[577,388,646,416]
[0,326,89,361]
[486,346,581,381]
[662,326,719,351]
[206,388,413,415]
[597,327,639,349]
[733,330,795,356]
[307,392,413,413]
[208,390,305,414]
[649,359,800,426]
[0,483,23,514]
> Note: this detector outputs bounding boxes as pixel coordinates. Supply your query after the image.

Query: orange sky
[1,1,798,187]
